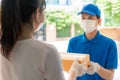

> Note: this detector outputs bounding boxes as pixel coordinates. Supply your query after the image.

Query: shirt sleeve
[44,45,65,80]
[106,41,118,69]
[67,39,73,52]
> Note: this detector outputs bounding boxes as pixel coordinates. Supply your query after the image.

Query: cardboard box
[61,52,90,72]
[98,27,120,41]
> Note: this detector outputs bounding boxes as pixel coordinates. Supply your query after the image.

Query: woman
[0,0,65,80]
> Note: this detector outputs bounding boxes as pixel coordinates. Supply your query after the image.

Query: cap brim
[77,10,96,16]
[77,12,81,15]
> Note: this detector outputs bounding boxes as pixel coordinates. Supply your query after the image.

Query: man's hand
[86,61,100,75]
[69,58,86,77]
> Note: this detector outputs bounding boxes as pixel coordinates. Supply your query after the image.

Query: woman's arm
[45,45,65,80]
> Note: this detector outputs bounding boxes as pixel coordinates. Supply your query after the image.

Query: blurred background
[35,0,120,41]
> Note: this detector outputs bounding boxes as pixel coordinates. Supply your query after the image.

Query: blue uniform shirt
[67,31,118,80]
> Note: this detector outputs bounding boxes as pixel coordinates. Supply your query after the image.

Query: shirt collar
[81,31,101,43]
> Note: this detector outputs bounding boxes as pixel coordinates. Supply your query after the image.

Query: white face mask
[80,20,97,33]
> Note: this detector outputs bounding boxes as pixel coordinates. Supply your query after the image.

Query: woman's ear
[33,8,44,32]
[36,8,44,24]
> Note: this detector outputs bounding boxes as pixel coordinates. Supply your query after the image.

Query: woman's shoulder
[16,38,57,53]
[28,39,58,54]
[32,39,56,49]
[16,38,59,63]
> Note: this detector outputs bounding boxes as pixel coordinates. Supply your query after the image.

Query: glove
[69,58,86,77]
[86,61,100,75]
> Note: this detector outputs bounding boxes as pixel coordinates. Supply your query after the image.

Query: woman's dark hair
[1,0,46,60]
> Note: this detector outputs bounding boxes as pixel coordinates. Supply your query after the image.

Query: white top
[0,38,65,80]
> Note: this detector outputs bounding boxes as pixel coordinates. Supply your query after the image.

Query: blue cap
[78,4,101,17]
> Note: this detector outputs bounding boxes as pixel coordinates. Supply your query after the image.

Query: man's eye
[82,18,85,19]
